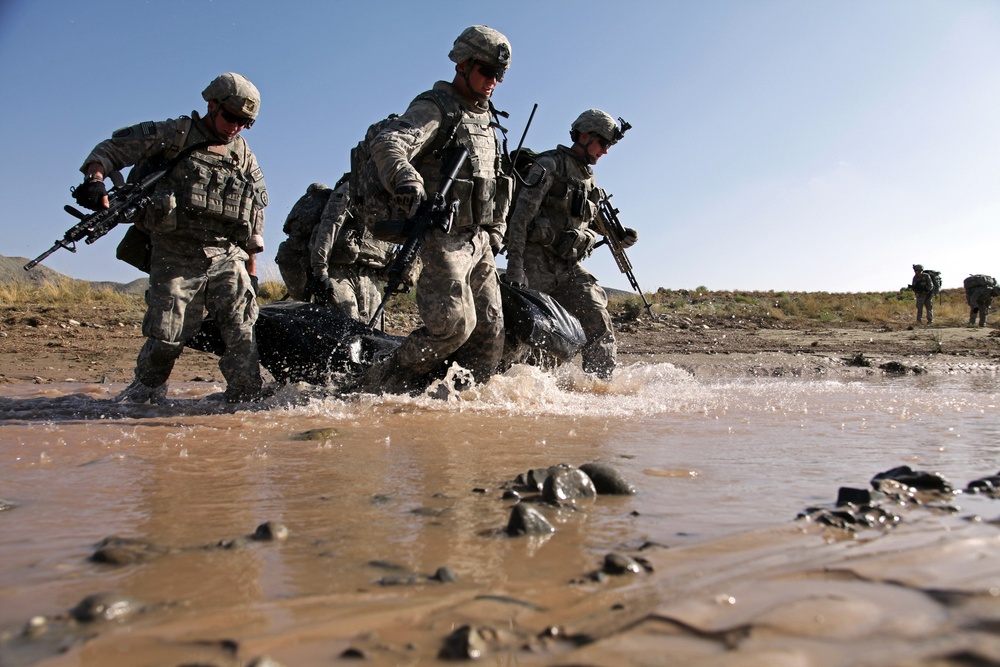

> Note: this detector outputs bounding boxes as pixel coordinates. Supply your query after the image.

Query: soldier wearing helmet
[363,26,514,393]
[503,110,637,380]
[74,72,269,403]
[910,263,934,324]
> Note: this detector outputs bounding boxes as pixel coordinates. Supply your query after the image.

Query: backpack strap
[413,88,464,152]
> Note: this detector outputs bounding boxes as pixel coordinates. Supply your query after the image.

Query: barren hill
[0,254,147,295]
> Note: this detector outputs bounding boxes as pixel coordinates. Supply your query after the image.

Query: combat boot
[362,356,415,395]
[224,382,276,404]
[115,379,168,404]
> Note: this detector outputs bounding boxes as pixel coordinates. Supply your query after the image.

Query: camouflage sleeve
[369,98,443,192]
[242,148,266,253]
[309,183,350,279]
[504,155,557,276]
[80,118,181,177]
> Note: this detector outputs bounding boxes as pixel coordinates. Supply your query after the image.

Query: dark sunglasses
[219,106,254,128]
[595,136,612,149]
[475,62,505,82]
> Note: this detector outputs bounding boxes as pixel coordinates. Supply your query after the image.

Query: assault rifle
[24,172,154,270]
[368,146,470,328]
[24,141,209,272]
[594,188,656,320]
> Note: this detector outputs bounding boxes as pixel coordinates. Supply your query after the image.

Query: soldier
[73,72,268,403]
[274,182,332,301]
[964,274,999,327]
[910,264,934,324]
[310,177,393,322]
[362,25,514,393]
[504,110,636,380]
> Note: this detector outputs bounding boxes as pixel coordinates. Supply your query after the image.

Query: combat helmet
[913,264,924,271]
[449,25,511,70]
[571,109,629,145]
[202,72,260,123]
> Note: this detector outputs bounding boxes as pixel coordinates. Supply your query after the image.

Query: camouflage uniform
[366,80,512,389]
[310,180,392,321]
[911,266,934,324]
[964,275,999,327]
[505,146,615,378]
[275,182,332,301]
[83,107,267,402]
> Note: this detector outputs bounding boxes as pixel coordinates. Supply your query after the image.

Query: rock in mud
[69,592,141,623]
[506,504,555,536]
[439,624,493,660]
[293,427,341,441]
[542,466,597,505]
[252,521,289,542]
[602,552,645,575]
[516,467,551,492]
[89,536,171,565]
[836,487,872,506]
[580,462,637,495]
[871,466,954,495]
[966,472,1000,498]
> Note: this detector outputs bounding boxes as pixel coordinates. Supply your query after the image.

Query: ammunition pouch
[116,225,153,273]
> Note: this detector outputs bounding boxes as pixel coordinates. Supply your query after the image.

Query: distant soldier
[310,178,393,322]
[963,274,1000,327]
[504,110,635,380]
[910,264,934,325]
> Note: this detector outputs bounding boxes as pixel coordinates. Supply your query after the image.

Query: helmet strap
[459,61,489,102]
[202,102,233,144]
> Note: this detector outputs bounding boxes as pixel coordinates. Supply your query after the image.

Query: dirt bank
[1,301,999,385]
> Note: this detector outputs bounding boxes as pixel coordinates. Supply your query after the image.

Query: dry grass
[0,278,140,309]
[610,287,972,327]
[0,278,975,329]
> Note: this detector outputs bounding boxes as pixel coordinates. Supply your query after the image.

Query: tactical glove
[555,228,598,261]
[249,274,259,295]
[502,267,526,288]
[392,183,425,219]
[72,179,108,211]
[621,227,639,248]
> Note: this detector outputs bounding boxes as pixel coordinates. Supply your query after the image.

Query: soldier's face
[208,101,251,140]
[467,61,501,99]
[581,132,610,164]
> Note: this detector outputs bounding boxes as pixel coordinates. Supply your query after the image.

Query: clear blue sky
[1,0,997,292]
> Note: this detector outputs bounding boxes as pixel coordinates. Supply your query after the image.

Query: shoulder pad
[414,89,463,124]
[112,121,158,139]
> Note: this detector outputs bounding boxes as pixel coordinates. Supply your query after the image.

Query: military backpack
[282,182,334,242]
[924,269,943,295]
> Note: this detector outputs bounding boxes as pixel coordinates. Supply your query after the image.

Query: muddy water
[1,362,999,665]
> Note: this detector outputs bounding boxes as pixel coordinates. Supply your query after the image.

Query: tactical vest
[144,115,266,248]
[526,147,600,258]
[538,148,599,229]
[411,88,509,230]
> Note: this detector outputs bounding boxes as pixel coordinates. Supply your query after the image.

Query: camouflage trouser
[522,243,616,378]
[392,227,503,383]
[967,289,993,327]
[323,264,384,323]
[137,246,261,395]
[275,238,309,301]
[915,292,933,323]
